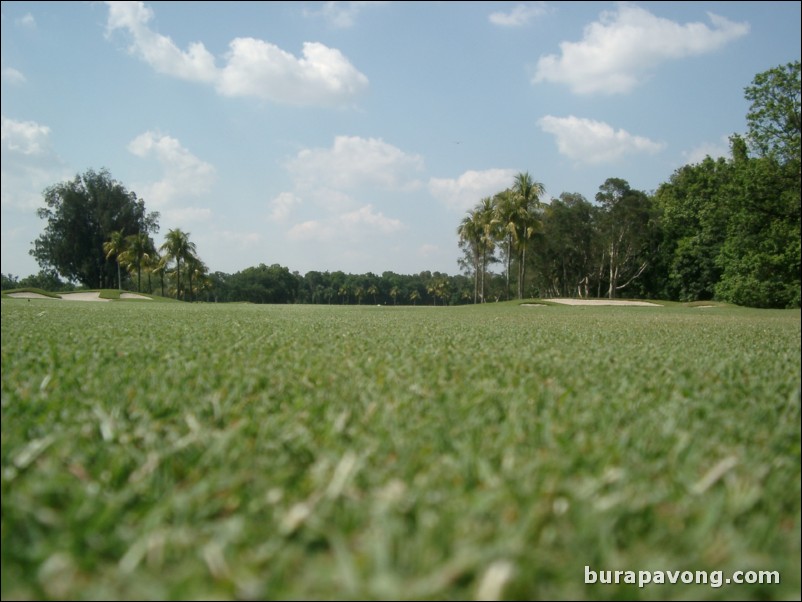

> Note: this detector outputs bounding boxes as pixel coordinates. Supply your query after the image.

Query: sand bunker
[7,291,154,302]
[6,292,55,299]
[544,298,662,307]
[59,292,110,302]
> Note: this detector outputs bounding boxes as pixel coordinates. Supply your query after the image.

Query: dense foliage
[31,169,160,289]
[457,61,800,308]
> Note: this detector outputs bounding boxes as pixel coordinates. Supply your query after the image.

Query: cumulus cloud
[1,116,69,209]
[268,191,303,222]
[533,4,749,95]
[1,116,51,155]
[428,168,518,212]
[276,135,418,254]
[489,2,548,27]
[105,1,368,106]
[538,115,664,164]
[287,136,425,191]
[288,204,403,242]
[105,1,217,83]
[2,67,27,85]
[127,130,216,206]
[303,1,388,29]
[217,39,368,105]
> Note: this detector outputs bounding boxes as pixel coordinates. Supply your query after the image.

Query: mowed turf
[1,299,799,600]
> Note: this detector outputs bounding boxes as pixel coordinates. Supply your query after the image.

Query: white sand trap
[544,298,662,307]
[59,292,110,302]
[520,303,546,307]
[120,293,152,300]
[6,292,56,299]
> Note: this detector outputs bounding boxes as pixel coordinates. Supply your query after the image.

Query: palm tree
[389,286,400,305]
[511,172,545,299]
[409,289,421,306]
[434,279,449,305]
[185,255,207,303]
[122,232,156,293]
[103,230,127,291]
[458,211,481,303]
[493,189,517,300]
[427,282,437,305]
[189,257,210,301]
[152,253,168,298]
[160,229,197,300]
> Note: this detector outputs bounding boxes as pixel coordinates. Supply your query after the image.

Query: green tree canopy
[31,168,159,288]
[744,60,801,166]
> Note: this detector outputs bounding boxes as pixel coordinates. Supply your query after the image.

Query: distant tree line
[4,61,799,308]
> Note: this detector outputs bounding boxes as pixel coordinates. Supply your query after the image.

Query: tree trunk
[506,234,512,300]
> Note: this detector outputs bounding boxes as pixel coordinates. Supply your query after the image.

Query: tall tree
[471,198,497,302]
[713,61,801,308]
[122,232,157,293]
[539,193,597,297]
[744,60,801,167]
[510,172,545,299]
[102,230,127,291]
[32,168,159,288]
[493,189,517,300]
[160,229,197,300]
[654,157,731,301]
[595,178,654,299]
[716,137,801,307]
[458,212,481,304]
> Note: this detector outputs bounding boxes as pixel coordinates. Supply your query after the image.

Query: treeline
[5,61,799,309]
[457,61,800,308]
[201,267,479,306]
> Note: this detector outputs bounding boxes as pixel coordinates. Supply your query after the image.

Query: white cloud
[287,204,403,242]
[268,191,302,222]
[682,137,730,164]
[303,1,388,29]
[533,4,749,95]
[538,115,664,164]
[105,1,368,106]
[105,1,217,83]
[1,116,51,155]
[489,2,547,27]
[127,130,216,206]
[15,13,36,29]
[217,39,368,105]
[1,116,69,210]
[428,168,518,212]
[2,67,27,85]
[287,136,424,191]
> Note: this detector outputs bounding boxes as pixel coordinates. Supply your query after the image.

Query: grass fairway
[1,299,799,600]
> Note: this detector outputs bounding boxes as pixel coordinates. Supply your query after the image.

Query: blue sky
[2,1,800,279]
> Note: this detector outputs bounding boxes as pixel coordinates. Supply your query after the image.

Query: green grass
[1,299,799,600]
